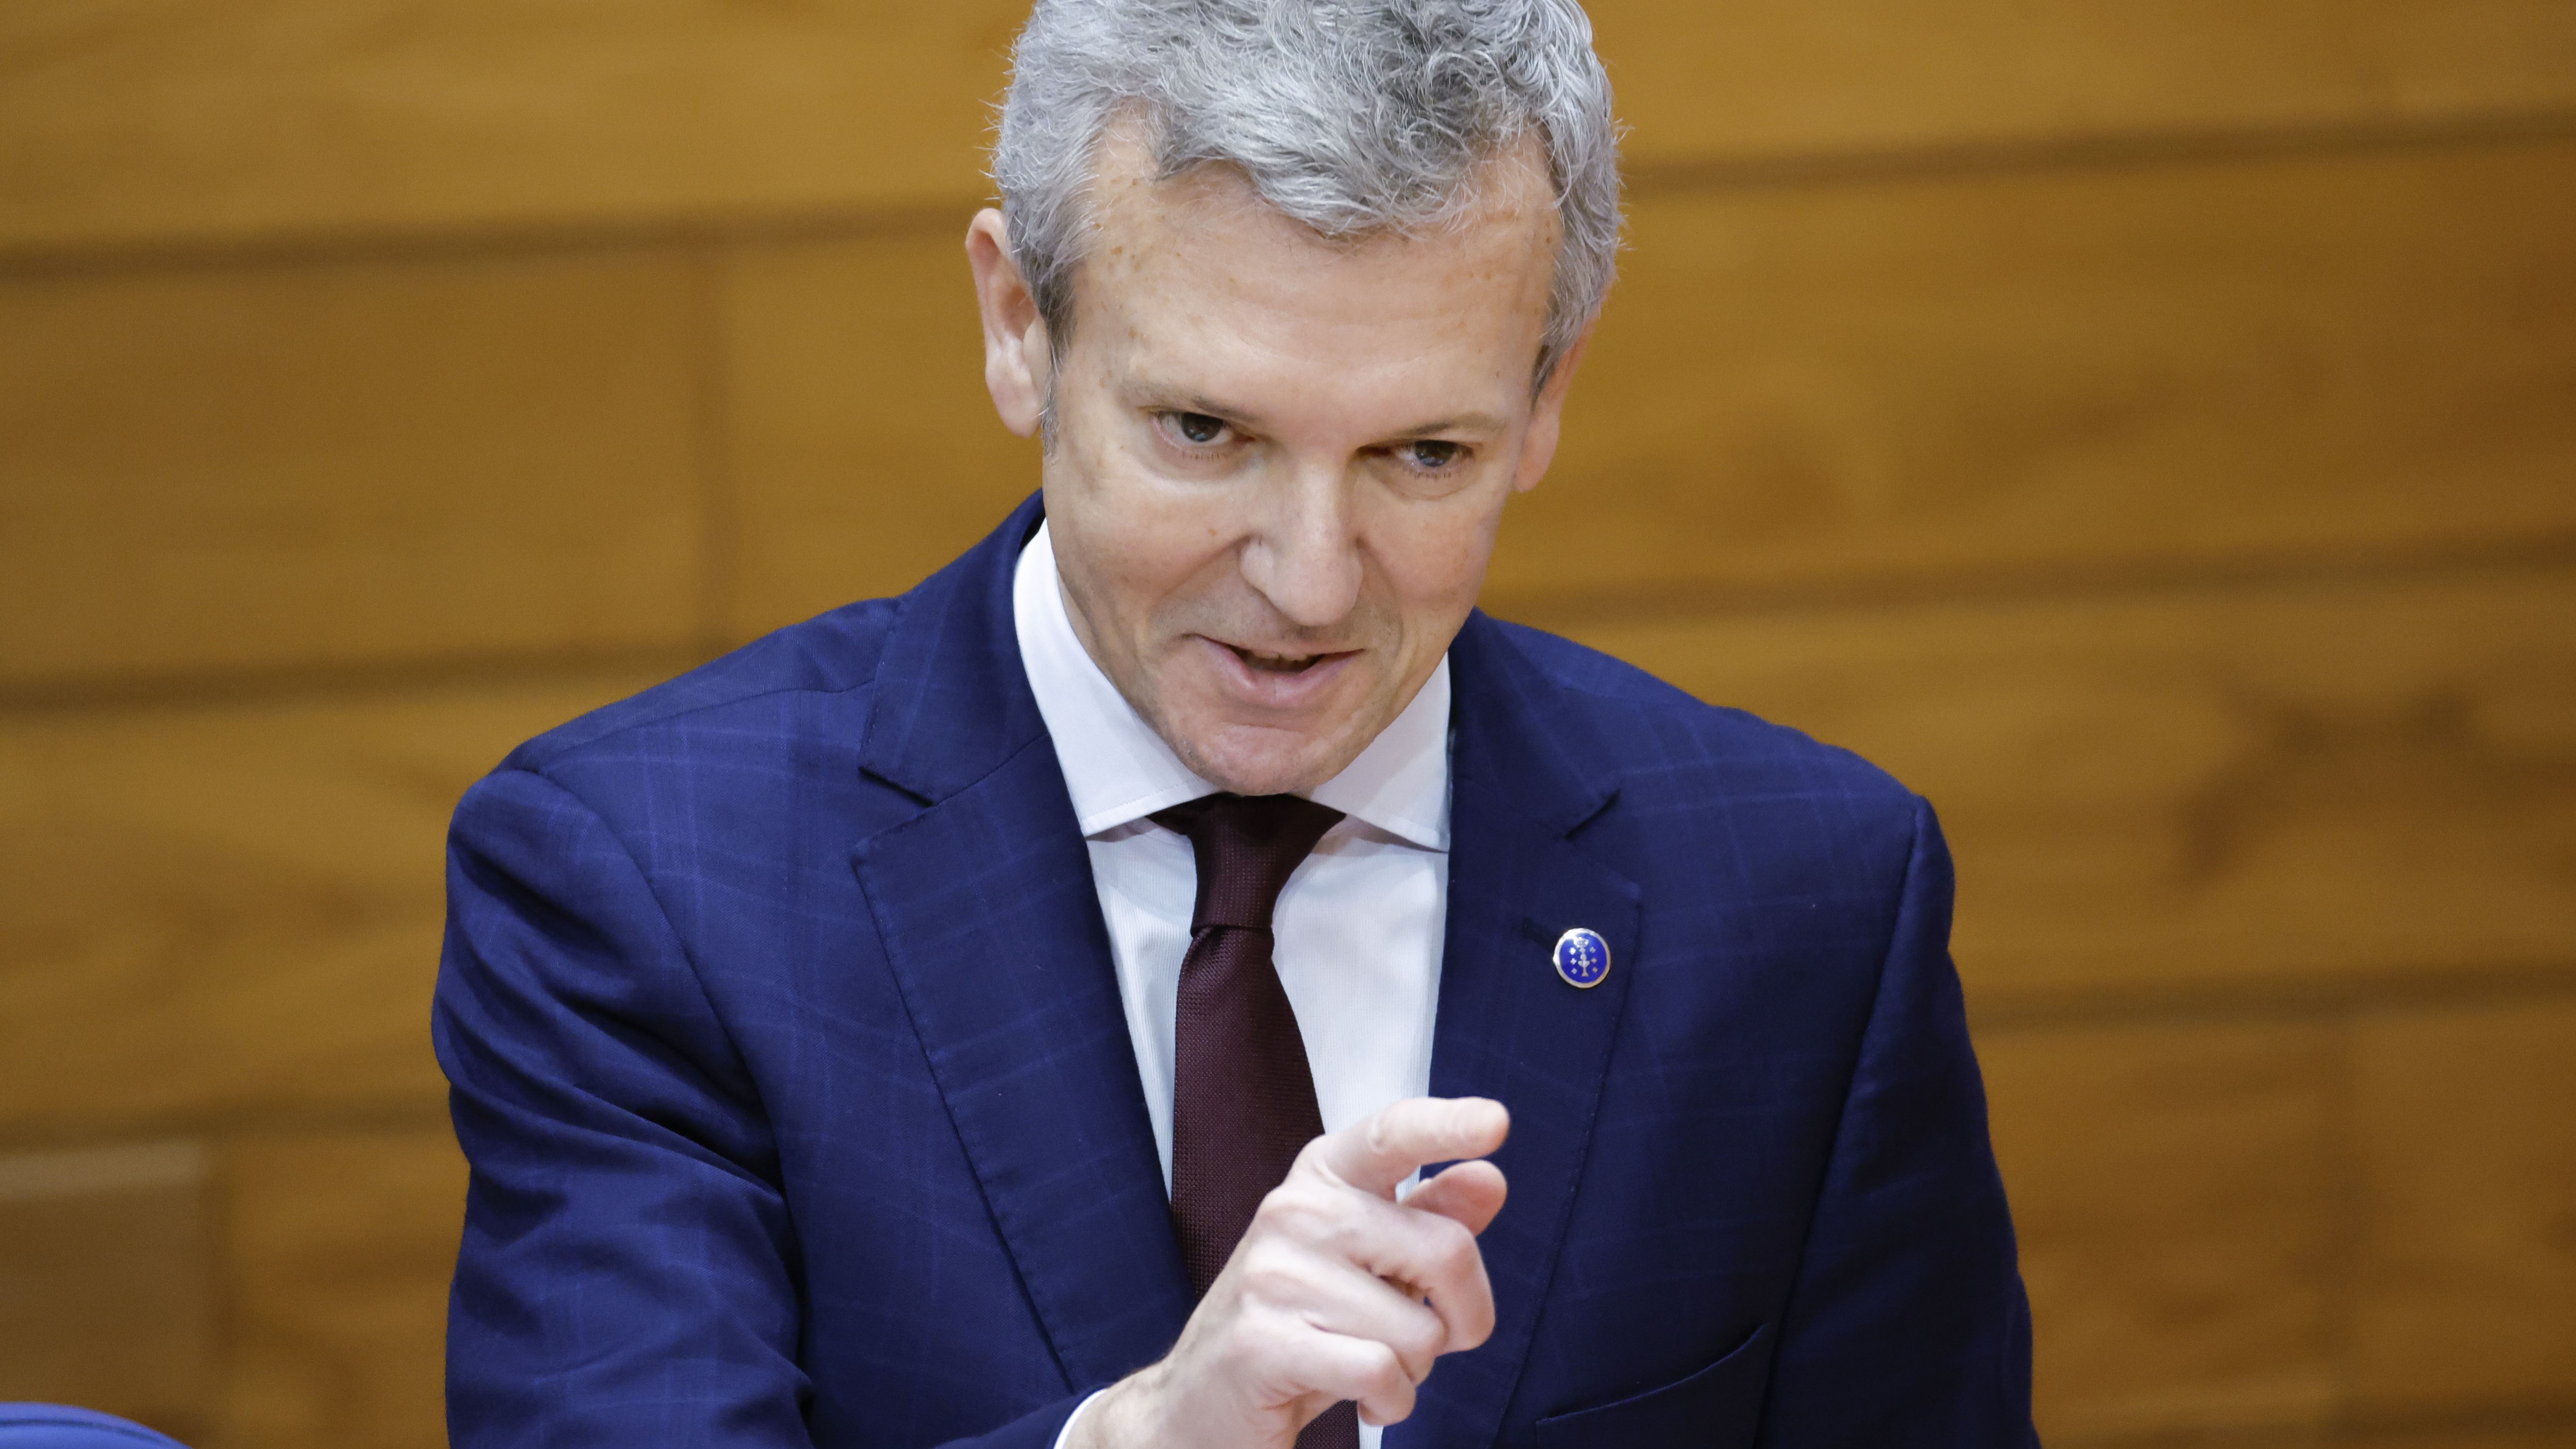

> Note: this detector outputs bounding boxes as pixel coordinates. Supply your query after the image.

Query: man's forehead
[1080,123,1560,284]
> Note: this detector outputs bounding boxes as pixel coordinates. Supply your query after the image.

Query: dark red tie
[1153,793,1361,1449]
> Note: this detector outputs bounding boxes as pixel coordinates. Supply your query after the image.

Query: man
[435,1,2037,1446]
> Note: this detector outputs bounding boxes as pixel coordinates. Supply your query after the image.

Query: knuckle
[1234,1242,1302,1299]
[1252,1186,1320,1234]
[1430,1218,1476,1270]
[1359,1342,1408,1395]
[1394,1313,1444,1366]
[1453,1303,1494,1350]
[1367,1381,1419,1426]
[1240,1305,1303,1357]
[1322,1206,1378,1255]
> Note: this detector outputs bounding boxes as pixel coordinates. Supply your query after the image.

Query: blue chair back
[0,1407,188,1448]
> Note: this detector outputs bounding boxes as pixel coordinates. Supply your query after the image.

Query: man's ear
[966,209,1051,438]
[1511,326,1593,494]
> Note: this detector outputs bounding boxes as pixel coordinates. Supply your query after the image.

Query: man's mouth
[1227,644,1335,674]
[1198,636,1360,710]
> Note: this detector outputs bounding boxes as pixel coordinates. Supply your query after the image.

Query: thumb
[1402,1158,1507,1236]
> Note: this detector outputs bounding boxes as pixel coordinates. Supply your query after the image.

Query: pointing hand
[1068,1096,1511,1448]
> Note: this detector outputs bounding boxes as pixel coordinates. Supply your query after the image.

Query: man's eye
[1403,440,1465,470]
[1167,412,1228,445]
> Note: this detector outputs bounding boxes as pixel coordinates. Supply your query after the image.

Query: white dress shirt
[1016,523,1448,1449]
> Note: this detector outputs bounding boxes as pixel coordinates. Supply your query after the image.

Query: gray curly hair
[991,0,1622,390]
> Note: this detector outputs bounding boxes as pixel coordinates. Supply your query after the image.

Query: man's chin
[1166,717,1368,798]
[1148,654,1389,796]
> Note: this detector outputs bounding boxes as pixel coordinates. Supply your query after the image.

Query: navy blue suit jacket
[436,495,2037,1448]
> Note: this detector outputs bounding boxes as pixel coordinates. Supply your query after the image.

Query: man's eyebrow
[1132,388,1508,441]
[1389,411,1508,436]
[1130,387,1273,431]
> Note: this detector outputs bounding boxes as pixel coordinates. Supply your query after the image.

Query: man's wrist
[1061,1364,1168,1449]
[1052,1387,1107,1449]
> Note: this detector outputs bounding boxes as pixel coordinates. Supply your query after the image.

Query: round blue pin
[1553,927,1611,989]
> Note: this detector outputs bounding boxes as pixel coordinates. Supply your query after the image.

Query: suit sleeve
[436,765,1087,1449]
[1756,797,2041,1447]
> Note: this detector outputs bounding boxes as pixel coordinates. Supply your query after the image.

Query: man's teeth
[1237,647,1320,672]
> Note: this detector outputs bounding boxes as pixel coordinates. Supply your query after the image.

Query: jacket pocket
[1532,1324,1775,1449]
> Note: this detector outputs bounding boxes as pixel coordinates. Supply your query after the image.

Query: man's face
[968,133,1583,796]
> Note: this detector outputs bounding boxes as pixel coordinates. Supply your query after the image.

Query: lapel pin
[1553,927,1611,989]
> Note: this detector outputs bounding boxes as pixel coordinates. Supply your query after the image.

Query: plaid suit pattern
[436,493,2035,1449]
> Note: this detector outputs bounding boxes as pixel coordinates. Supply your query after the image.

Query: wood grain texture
[215,1129,466,1449]
[0,1142,216,1442]
[717,233,1043,639]
[1591,0,2576,176]
[0,674,662,1134]
[1983,1021,2337,1440]
[2349,1000,2576,1413]
[0,7,2568,1445]
[0,251,704,684]
[8,0,2576,251]
[2084,1419,2576,1449]
[0,0,1024,251]
[1552,567,2576,1006]
[1495,140,2576,612]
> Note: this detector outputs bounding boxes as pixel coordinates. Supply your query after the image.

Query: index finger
[1317,1096,1510,1199]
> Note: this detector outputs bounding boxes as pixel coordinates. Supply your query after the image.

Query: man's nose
[1239,468,1363,630]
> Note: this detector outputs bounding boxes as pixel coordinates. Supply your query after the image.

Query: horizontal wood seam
[0,644,712,717]
[2051,1395,2576,1448]
[1970,960,2576,1035]
[0,1099,453,1157]
[1486,531,2576,631]
[3,105,2571,279]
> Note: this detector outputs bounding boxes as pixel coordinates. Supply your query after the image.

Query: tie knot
[1152,793,1346,932]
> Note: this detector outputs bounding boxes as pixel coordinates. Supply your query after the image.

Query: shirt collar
[1012,521,1450,850]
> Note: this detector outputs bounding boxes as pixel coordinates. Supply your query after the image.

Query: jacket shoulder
[500,597,901,775]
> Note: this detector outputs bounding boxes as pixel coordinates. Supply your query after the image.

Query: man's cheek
[1370,526,1484,617]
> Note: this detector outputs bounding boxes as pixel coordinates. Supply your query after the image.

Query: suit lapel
[1400,613,1640,1449]
[849,520,1639,1427]
[850,495,1195,1392]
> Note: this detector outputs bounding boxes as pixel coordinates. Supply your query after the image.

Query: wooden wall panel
[718,234,1041,639]
[0,1142,215,1441]
[1592,0,2576,174]
[2,3,2569,1445]
[1496,140,2576,611]
[2210,1425,2576,1449]
[2357,1432,2576,1449]
[215,1129,466,1449]
[1552,567,2576,1007]
[1983,1021,2336,1440]
[2349,1001,2576,1414]
[0,0,1024,251]
[0,252,704,685]
[0,675,659,1134]
[10,0,2576,252]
